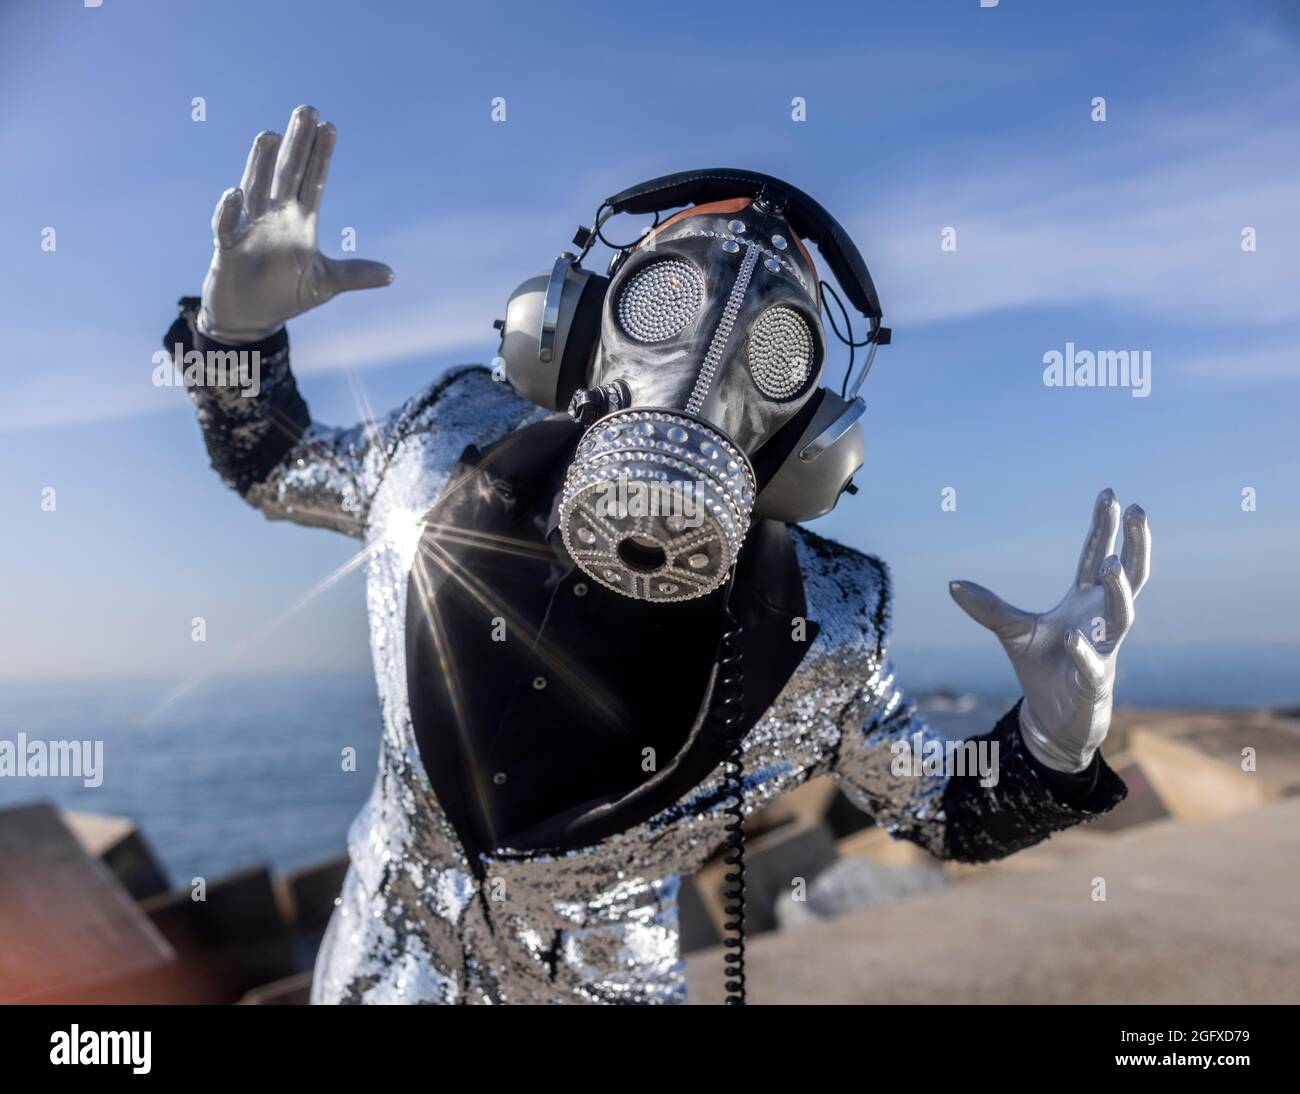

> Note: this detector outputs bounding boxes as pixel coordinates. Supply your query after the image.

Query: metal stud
[771,234,788,251]
[616,258,704,343]
[721,239,740,254]
[748,305,814,399]
[727,219,747,233]
[764,258,780,273]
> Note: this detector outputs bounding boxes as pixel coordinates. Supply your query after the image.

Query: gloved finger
[1075,487,1120,588]
[1120,503,1151,598]
[211,187,244,249]
[1065,629,1107,688]
[1100,555,1135,645]
[948,580,1034,642]
[240,130,281,219]
[299,121,336,216]
[320,256,395,296]
[270,104,320,205]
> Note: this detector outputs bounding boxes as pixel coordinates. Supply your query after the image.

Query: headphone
[493,169,891,524]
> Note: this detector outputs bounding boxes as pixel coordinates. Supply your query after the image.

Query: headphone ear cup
[497,259,607,410]
[752,391,865,523]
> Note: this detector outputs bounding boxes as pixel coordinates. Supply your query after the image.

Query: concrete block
[1086,756,1170,832]
[0,803,173,1003]
[274,854,349,930]
[140,864,295,1003]
[837,824,934,867]
[1130,727,1280,821]
[691,818,838,937]
[687,797,1300,1004]
[776,855,946,929]
[676,873,721,955]
[61,809,171,900]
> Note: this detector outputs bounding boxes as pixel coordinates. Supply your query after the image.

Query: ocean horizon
[0,646,1294,885]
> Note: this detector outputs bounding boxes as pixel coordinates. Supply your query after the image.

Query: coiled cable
[710,586,747,1005]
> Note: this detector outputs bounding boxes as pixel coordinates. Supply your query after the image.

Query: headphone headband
[495,167,886,522]
[603,168,882,323]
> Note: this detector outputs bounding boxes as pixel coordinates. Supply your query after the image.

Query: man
[165,106,1151,1004]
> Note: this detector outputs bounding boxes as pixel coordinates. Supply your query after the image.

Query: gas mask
[494,170,890,604]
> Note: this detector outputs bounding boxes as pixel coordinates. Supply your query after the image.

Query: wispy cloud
[0,328,178,433]
[857,93,1300,331]
[1177,339,1300,387]
[0,214,563,433]
[6,51,1298,434]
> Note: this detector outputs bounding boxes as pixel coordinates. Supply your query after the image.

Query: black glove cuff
[940,700,1128,863]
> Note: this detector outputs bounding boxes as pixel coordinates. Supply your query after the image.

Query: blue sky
[0,0,1296,703]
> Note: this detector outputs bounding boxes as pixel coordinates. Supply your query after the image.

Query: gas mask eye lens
[747,306,814,400]
[616,259,704,343]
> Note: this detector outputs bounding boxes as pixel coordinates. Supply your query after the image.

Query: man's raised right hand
[197,104,394,345]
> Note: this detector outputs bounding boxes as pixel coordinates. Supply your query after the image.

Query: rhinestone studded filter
[558,408,757,602]
[747,305,814,399]
[616,258,705,343]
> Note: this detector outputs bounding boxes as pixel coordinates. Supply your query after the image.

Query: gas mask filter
[558,407,756,602]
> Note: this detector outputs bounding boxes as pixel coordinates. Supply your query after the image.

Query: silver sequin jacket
[165,300,1125,1004]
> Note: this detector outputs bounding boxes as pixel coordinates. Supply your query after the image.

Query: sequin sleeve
[833,679,1127,863]
[163,296,529,539]
[808,535,1128,863]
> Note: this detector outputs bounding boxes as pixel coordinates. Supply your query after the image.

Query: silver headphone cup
[558,408,757,603]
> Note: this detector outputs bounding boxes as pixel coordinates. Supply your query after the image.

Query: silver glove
[198,105,393,344]
[949,489,1151,773]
